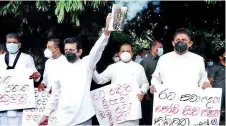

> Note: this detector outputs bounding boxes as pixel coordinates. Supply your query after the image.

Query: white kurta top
[41,54,67,88]
[0,52,39,117]
[151,51,209,89]
[92,61,149,122]
[45,33,110,125]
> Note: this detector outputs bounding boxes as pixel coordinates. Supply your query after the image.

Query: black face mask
[65,52,77,63]
[174,41,188,54]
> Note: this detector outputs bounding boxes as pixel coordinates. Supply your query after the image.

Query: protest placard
[91,83,141,125]
[22,88,57,126]
[108,4,127,31]
[152,85,222,126]
[0,70,35,111]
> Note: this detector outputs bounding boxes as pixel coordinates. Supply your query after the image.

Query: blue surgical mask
[6,43,19,54]
[207,62,213,66]
[157,48,164,56]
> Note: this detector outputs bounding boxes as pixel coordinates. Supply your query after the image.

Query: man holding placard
[39,13,111,126]
[0,33,40,126]
[150,28,212,93]
[93,43,149,125]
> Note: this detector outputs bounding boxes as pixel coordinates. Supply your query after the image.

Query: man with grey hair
[0,33,41,126]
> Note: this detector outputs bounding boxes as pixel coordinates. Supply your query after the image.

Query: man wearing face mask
[38,39,67,92]
[0,33,41,126]
[113,52,120,63]
[140,40,163,125]
[39,13,111,126]
[208,48,225,122]
[92,43,149,125]
[150,28,211,94]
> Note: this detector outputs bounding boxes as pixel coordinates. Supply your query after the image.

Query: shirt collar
[173,51,190,58]
[9,52,19,57]
[149,54,158,60]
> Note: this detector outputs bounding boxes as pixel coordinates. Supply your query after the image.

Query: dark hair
[48,39,63,53]
[173,28,192,41]
[216,48,225,57]
[6,33,20,41]
[120,43,133,51]
[63,37,82,50]
[151,40,162,48]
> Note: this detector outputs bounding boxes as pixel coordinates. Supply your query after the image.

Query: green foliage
[205,0,218,5]
[0,1,102,26]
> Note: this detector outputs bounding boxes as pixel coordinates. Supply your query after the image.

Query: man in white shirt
[39,13,111,126]
[0,33,40,126]
[93,43,149,125]
[112,52,120,63]
[150,28,212,94]
[38,39,67,92]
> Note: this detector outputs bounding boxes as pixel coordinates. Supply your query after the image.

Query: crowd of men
[0,13,225,126]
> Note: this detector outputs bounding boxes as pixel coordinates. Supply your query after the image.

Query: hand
[29,72,40,80]
[150,85,157,94]
[38,83,45,92]
[39,115,48,126]
[202,82,212,89]
[104,13,112,35]
[137,93,145,101]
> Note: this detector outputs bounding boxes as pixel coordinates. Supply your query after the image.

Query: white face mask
[207,62,213,66]
[157,48,164,56]
[44,48,53,58]
[120,52,132,63]
[113,57,120,62]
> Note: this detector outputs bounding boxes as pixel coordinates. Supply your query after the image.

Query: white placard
[152,85,222,126]
[108,4,127,31]
[0,70,35,111]
[91,83,141,125]
[22,88,57,126]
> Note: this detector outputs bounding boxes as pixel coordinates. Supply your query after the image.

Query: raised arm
[87,14,111,70]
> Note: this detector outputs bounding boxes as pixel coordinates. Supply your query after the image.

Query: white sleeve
[198,58,209,87]
[27,55,41,82]
[151,58,162,86]
[92,65,112,84]
[44,79,61,116]
[87,32,110,70]
[139,67,149,94]
[41,69,47,86]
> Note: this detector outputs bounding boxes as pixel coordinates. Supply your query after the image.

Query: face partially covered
[64,43,83,63]
[113,52,120,62]
[172,33,193,55]
[119,44,133,63]
[6,38,21,54]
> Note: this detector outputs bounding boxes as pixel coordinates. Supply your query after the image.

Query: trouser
[77,118,92,125]
[220,88,225,121]
[114,120,139,126]
[0,115,22,126]
[140,93,153,125]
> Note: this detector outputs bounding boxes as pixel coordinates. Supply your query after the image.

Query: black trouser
[220,87,225,121]
[140,93,154,125]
